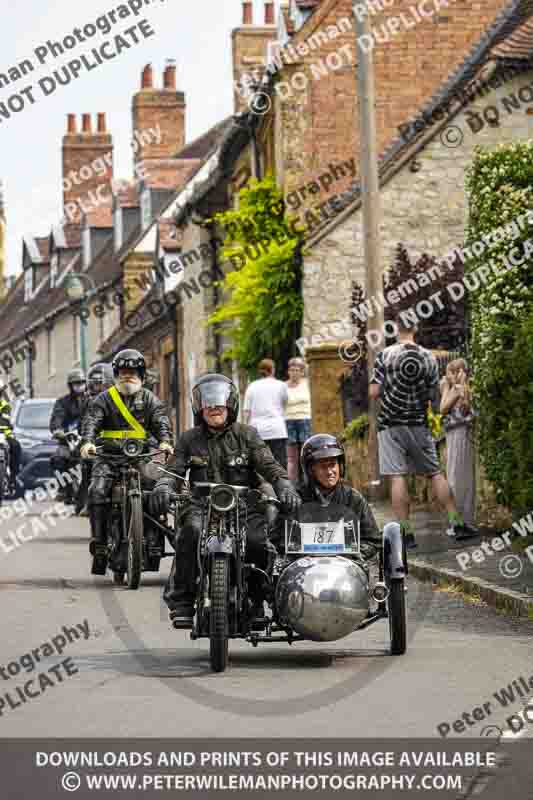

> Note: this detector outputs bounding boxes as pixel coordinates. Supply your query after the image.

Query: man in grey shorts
[370,316,477,547]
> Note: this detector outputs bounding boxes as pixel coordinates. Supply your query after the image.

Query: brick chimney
[62,113,113,225]
[232,1,277,113]
[131,61,185,165]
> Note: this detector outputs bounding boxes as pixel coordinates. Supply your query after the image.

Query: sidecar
[271,502,407,655]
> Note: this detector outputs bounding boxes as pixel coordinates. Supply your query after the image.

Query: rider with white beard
[80,349,173,575]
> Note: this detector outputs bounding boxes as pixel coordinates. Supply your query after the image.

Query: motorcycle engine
[275,556,370,642]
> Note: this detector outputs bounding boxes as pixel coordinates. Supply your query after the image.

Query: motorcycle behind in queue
[171,477,408,672]
[91,439,175,588]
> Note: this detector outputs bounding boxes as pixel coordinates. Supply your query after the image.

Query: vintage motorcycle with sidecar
[171,476,408,672]
[91,439,176,588]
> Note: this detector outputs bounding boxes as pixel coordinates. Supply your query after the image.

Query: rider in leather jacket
[50,369,88,500]
[297,434,381,542]
[0,396,21,489]
[150,373,301,627]
[78,363,115,516]
[80,349,173,575]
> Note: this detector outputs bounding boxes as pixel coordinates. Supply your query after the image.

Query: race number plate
[299,519,346,553]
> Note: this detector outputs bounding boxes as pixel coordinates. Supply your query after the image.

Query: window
[24,267,34,303]
[98,309,109,344]
[141,188,152,229]
[50,253,59,289]
[46,326,55,376]
[114,207,123,251]
[16,401,54,430]
[72,315,80,363]
[82,227,91,269]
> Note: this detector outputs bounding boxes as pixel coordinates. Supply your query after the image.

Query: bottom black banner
[2,738,531,798]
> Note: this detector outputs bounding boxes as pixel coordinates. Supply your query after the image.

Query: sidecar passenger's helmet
[112,349,146,380]
[191,374,239,426]
[300,433,346,487]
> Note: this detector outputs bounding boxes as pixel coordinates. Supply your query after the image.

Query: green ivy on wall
[465,142,533,513]
[207,175,304,375]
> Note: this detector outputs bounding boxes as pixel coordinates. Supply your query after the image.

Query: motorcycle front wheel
[127,494,144,590]
[209,557,230,673]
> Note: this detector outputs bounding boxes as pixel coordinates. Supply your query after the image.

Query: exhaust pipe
[372,582,389,604]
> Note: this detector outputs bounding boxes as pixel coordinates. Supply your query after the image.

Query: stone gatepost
[305,343,351,435]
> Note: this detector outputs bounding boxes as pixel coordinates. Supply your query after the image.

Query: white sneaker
[446,526,456,537]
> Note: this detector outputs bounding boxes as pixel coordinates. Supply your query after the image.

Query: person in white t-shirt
[243,358,288,469]
[285,357,312,481]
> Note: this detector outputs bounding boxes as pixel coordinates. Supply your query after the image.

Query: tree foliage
[465,141,533,513]
[208,175,304,375]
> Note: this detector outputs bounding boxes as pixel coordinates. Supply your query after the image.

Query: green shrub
[339,414,370,442]
[465,142,533,513]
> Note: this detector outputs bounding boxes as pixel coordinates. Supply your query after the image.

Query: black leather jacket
[50,393,87,435]
[155,421,291,494]
[298,481,381,541]
[81,387,172,449]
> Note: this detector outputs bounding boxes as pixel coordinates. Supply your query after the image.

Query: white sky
[0,0,270,276]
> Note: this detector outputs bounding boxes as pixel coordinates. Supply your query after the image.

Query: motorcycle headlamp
[211,484,237,513]
[123,439,144,457]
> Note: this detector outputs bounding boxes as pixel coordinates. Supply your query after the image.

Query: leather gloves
[275,480,302,514]
[151,483,172,516]
[159,442,174,455]
[52,429,66,441]
[80,443,96,459]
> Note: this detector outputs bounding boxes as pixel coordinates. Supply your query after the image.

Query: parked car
[12,398,57,494]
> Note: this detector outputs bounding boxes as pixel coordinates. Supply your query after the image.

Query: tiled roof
[492,15,533,58]
[173,117,233,160]
[143,158,202,190]
[36,237,50,262]
[50,223,82,250]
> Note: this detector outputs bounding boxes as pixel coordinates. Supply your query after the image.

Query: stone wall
[305,343,351,435]
[301,70,533,343]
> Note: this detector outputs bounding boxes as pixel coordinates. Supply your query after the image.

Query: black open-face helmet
[112,349,146,380]
[87,363,114,396]
[191,374,239,426]
[300,433,345,487]
[67,368,86,392]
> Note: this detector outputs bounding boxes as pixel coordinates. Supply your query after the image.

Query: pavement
[370,501,533,618]
[0,499,532,740]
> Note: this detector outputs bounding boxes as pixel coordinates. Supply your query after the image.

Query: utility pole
[353,3,384,498]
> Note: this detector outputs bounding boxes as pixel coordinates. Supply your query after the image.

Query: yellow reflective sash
[100,386,147,440]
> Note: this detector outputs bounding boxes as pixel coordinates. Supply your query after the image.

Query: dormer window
[82,227,91,269]
[50,252,59,288]
[114,206,123,251]
[24,266,34,303]
[141,188,152,230]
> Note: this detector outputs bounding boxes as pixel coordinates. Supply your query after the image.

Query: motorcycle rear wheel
[209,557,230,673]
[387,579,406,655]
[127,494,144,590]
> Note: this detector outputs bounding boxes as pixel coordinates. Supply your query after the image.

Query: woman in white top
[285,357,312,481]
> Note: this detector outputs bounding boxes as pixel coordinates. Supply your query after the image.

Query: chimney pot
[141,63,153,88]
[243,1,253,25]
[81,113,92,133]
[163,60,177,89]
[67,113,77,134]
[265,1,275,24]
[97,112,106,133]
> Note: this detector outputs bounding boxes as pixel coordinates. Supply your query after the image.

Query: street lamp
[64,273,96,375]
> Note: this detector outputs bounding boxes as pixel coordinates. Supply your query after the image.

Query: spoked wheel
[0,461,5,507]
[387,578,406,655]
[127,494,144,590]
[113,571,125,585]
[209,557,230,673]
